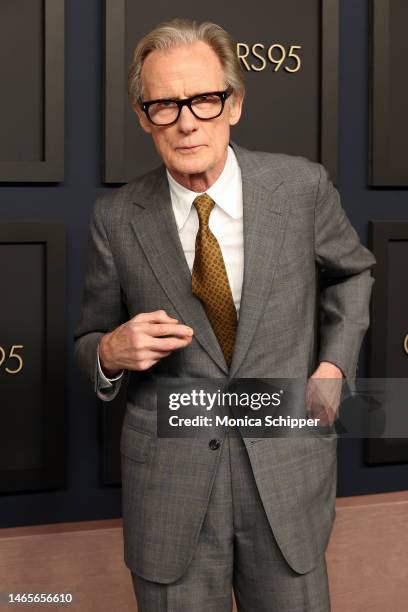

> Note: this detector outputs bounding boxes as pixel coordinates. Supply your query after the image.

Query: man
[74,18,375,611]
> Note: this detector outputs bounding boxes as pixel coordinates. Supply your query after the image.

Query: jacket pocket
[120,424,152,463]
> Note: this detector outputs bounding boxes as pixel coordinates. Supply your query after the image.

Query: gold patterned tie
[191,193,237,367]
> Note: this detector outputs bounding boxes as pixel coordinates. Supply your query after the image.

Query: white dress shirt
[97,145,244,393]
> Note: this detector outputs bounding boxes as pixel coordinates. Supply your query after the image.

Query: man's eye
[193,95,219,105]
[152,101,177,110]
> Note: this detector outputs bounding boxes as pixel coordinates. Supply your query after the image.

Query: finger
[131,310,179,324]
[147,322,194,338]
[131,358,161,371]
[148,335,193,352]
[135,349,172,360]
[305,382,313,410]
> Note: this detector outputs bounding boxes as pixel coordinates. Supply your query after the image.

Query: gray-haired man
[75,18,375,611]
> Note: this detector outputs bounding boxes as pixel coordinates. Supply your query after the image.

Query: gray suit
[74,142,375,587]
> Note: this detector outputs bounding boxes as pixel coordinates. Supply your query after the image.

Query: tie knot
[193,193,215,227]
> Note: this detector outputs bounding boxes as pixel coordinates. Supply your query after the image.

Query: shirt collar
[166,145,242,231]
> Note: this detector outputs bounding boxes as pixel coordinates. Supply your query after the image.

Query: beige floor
[0,491,407,611]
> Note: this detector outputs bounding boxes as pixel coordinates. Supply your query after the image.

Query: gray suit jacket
[74,142,375,583]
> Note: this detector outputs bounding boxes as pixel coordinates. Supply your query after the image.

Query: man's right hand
[98,310,194,377]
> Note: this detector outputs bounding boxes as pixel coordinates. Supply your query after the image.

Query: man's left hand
[306,362,344,427]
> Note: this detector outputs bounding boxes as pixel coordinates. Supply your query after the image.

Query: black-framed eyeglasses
[139,88,233,126]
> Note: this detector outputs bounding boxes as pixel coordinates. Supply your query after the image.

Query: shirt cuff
[97,344,124,388]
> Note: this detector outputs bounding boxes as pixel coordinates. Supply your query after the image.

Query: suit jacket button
[209,439,221,450]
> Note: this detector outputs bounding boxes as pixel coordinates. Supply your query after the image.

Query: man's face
[134,41,243,188]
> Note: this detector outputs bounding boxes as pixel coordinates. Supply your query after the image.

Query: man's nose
[177,104,198,133]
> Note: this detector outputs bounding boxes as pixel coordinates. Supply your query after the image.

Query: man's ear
[228,92,244,127]
[133,104,152,134]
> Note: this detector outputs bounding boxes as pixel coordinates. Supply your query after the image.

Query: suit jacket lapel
[228,142,290,379]
[129,168,229,374]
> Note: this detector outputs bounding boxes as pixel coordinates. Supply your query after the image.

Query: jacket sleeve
[74,196,128,402]
[314,164,376,380]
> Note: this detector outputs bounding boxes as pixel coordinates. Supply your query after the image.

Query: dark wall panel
[369,0,408,185]
[365,222,408,465]
[0,0,43,162]
[0,0,64,181]
[0,244,45,471]
[0,224,67,493]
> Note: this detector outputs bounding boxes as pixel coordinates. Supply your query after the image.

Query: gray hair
[128,18,245,106]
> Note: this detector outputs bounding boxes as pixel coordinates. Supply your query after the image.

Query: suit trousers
[130,430,331,611]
